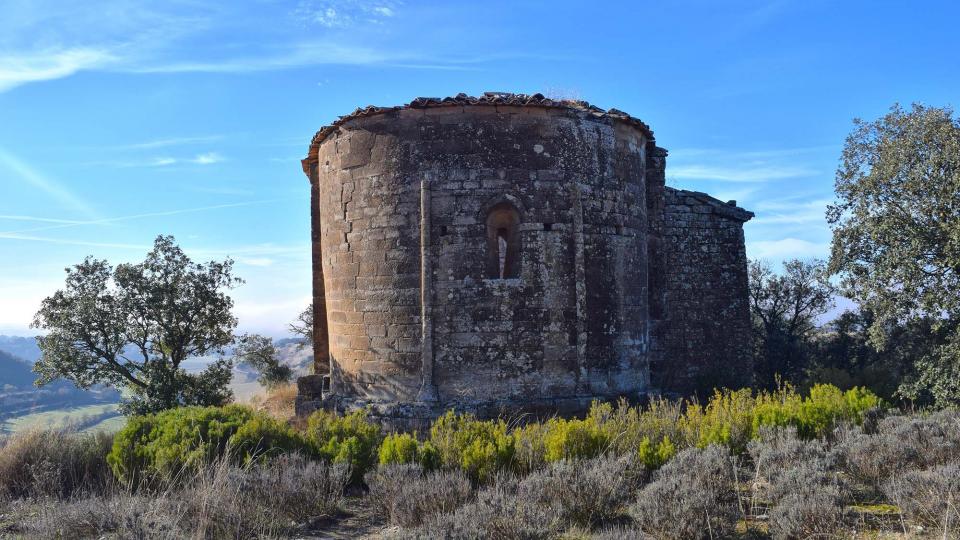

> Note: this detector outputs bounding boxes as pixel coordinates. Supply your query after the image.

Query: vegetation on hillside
[1,385,957,538]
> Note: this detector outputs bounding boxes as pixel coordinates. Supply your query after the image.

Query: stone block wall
[650,188,754,396]
[307,98,653,413]
[299,93,754,420]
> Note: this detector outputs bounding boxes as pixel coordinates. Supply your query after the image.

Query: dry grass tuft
[0,428,114,500]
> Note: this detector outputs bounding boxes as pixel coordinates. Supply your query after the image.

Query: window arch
[485,201,521,279]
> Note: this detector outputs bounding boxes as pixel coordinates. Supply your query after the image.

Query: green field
[1,379,268,435]
[1,403,122,434]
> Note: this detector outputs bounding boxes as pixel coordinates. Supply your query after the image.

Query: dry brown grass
[0,428,114,499]
[19,452,349,539]
[249,382,298,420]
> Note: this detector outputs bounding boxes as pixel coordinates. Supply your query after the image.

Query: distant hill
[0,340,120,422]
[0,335,41,363]
[0,349,35,388]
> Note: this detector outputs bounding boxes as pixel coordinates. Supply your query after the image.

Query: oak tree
[828,103,960,405]
[32,235,241,414]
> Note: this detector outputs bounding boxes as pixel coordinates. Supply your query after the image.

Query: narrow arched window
[486,202,521,279]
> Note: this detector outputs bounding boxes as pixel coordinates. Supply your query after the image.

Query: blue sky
[0,0,958,336]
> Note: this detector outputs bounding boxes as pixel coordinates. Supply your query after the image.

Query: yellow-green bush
[378,432,440,470]
[306,409,381,482]
[752,384,881,439]
[429,411,514,482]
[512,421,548,474]
[107,404,309,484]
[682,388,756,454]
[637,435,676,469]
[543,414,608,462]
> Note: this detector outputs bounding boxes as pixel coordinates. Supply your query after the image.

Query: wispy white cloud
[0,47,116,92]
[189,186,256,196]
[0,200,286,235]
[295,0,398,28]
[191,152,223,164]
[0,232,150,250]
[119,135,225,150]
[238,257,275,267]
[666,146,826,183]
[0,148,101,220]
[747,238,829,261]
[108,152,226,167]
[0,1,469,92]
[668,146,837,160]
[128,42,477,74]
[669,164,816,183]
[751,198,831,225]
[192,243,310,257]
[0,215,85,225]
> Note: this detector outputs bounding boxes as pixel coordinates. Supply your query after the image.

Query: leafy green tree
[827,103,960,405]
[235,333,293,388]
[32,235,241,414]
[749,259,835,389]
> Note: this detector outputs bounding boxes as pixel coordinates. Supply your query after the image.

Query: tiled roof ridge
[304,92,654,160]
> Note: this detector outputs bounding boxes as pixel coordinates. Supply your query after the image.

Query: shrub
[306,408,381,482]
[637,435,676,469]
[107,404,255,484]
[107,404,312,485]
[231,415,313,463]
[521,454,642,529]
[884,463,960,534]
[0,429,114,499]
[682,388,756,454]
[378,432,418,465]
[23,461,343,540]
[591,525,653,540]
[753,384,881,439]
[748,427,837,504]
[596,397,687,455]
[543,414,609,462]
[366,463,423,520]
[231,453,348,522]
[629,445,739,540]
[405,473,563,539]
[22,493,184,539]
[429,411,514,482]
[768,487,846,540]
[838,410,960,491]
[366,464,473,528]
[378,432,440,470]
[512,421,548,474]
[177,457,289,538]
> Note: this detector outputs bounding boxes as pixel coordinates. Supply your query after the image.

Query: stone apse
[296,93,753,424]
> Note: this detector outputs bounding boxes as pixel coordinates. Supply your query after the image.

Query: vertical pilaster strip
[571,183,588,386]
[306,159,331,379]
[417,176,439,402]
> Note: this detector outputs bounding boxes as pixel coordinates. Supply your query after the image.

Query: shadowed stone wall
[650,188,754,396]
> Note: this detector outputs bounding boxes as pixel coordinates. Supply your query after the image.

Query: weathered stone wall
[299,93,754,421]
[650,188,754,396]
[308,101,652,413]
